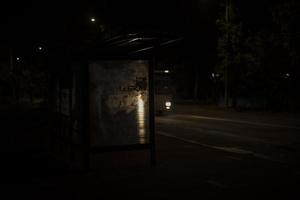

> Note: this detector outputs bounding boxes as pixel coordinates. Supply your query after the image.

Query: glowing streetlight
[16,57,20,61]
[90,18,96,22]
[38,46,43,51]
[164,70,169,73]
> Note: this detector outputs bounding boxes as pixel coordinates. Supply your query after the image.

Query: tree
[216,0,242,107]
[271,0,300,111]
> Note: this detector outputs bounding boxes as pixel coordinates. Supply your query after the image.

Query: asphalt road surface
[156,113,300,165]
[155,110,300,197]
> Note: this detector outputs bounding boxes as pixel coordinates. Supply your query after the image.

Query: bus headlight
[165,101,171,108]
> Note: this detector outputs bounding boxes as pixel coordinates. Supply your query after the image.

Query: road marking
[205,180,228,189]
[168,114,300,130]
[156,118,280,145]
[157,130,282,163]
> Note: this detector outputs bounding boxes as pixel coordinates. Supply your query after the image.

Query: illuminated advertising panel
[89,60,149,146]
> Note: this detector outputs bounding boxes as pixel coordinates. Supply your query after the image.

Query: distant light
[164,70,169,73]
[91,18,96,22]
[285,73,290,77]
[16,57,20,61]
[212,73,215,78]
[38,46,43,51]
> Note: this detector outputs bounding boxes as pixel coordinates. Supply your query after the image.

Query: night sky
[1,1,278,38]
[1,1,218,45]
[0,0,282,64]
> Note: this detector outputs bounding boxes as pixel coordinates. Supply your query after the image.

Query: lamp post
[224,0,230,107]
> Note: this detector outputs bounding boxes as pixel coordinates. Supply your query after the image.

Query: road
[2,106,300,199]
[156,113,300,164]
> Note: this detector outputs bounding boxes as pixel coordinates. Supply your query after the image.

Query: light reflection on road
[137,94,146,144]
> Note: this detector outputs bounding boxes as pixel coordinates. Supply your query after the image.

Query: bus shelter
[50,32,181,169]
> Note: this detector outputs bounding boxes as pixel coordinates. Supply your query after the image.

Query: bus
[154,70,173,115]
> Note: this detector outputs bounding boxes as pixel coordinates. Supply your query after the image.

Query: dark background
[1,0,299,111]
